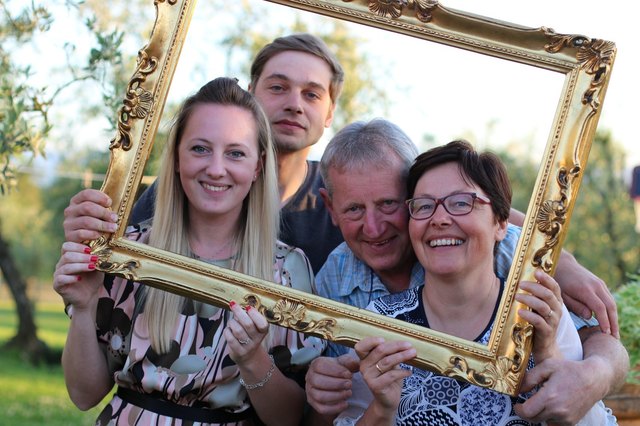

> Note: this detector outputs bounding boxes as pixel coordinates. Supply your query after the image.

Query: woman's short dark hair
[407,140,512,222]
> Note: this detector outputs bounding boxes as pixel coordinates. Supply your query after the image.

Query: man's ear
[324,103,335,128]
[319,188,339,226]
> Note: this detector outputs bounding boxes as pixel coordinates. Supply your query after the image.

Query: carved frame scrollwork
[93,0,615,396]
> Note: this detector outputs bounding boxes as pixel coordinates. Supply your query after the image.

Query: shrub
[615,273,640,384]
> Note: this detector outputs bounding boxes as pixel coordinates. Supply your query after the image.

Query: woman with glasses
[334,140,614,425]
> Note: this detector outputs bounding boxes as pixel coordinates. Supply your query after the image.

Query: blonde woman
[54,77,321,425]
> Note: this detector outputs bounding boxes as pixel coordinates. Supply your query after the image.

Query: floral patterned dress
[83,232,322,426]
[335,283,573,426]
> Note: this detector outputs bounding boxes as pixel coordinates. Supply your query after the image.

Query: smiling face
[323,154,415,281]
[177,103,261,225]
[251,51,335,155]
[409,162,507,280]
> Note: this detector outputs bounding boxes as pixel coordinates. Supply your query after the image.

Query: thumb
[337,353,360,373]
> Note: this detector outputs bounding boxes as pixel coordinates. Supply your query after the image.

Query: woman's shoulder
[275,241,312,264]
[275,241,314,294]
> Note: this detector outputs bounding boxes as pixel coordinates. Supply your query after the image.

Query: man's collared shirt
[316,224,521,357]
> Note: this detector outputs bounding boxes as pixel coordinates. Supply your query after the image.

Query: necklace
[190,238,235,262]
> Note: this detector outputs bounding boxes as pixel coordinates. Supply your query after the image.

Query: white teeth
[202,183,229,192]
[429,238,463,247]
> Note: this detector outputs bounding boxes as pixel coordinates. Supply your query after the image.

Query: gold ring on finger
[375,363,384,374]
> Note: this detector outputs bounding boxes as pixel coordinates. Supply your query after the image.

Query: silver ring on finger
[545,309,553,320]
[238,338,250,345]
[375,363,384,374]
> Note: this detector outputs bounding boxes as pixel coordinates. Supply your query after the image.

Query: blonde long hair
[143,77,280,353]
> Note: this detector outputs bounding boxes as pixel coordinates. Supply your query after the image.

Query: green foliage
[485,132,638,291]
[0,0,129,195]
[0,1,51,40]
[0,175,59,281]
[614,274,640,384]
[0,148,112,282]
[494,148,539,214]
[68,0,151,130]
[0,1,53,194]
[321,21,388,131]
[82,17,126,130]
[563,131,639,288]
[1,0,135,285]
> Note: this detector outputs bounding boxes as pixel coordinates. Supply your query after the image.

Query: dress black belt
[116,387,256,423]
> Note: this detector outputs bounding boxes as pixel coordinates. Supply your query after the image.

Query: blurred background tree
[563,131,639,289]
[1,0,59,362]
[491,131,639,288]
[0,0,131,362]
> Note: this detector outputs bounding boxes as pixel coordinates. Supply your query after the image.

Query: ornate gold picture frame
[92,0,615,396]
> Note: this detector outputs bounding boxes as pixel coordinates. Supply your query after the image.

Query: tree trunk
[0,229,51,364]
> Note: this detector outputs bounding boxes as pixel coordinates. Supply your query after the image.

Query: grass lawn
[0,298,108,425]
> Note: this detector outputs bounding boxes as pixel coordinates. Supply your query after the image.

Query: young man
[129,34,344,274]
[304,119,627,425]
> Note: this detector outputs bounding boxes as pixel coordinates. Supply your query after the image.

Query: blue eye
[379,200,400,214]
[446,194,474,212]
[343,205,364,220]
[227,150,246,159]
[192,145,208,154]
[305,91,320,100]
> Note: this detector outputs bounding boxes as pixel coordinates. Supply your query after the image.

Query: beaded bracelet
[239,355,275,390]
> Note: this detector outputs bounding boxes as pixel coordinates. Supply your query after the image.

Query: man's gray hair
[320,118,419,195]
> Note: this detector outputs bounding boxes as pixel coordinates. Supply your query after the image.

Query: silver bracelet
[239,355,275,390]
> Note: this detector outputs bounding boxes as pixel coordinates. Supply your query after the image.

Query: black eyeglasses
[405,192,491,220]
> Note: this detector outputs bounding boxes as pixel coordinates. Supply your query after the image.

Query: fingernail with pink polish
[77,276,82,281]
[88,263,96,270]
[229,301,236,308]
[90,255,98,262]
[84,247,92,254]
